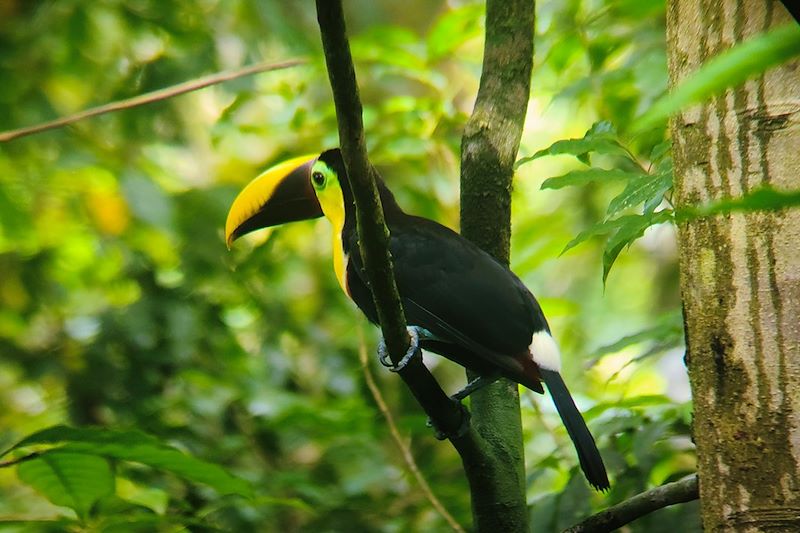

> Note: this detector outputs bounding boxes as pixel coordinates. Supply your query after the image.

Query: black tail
[541,368,610,491]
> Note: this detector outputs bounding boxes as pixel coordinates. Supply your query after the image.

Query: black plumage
[318,149,609,490]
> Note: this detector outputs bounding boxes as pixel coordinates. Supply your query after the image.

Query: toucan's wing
[390,215,548,350]
[402,296,544,392]
[347,214,548,387]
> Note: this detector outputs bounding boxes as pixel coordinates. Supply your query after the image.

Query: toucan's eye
[312,171,326,188]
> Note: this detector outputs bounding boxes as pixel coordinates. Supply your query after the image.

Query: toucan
[225,148,610,490]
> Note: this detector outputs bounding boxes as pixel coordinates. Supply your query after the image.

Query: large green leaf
[517,138,631,168]
[516,122,634,168]
[602,210,674,282]
[17,451,114,520]
[5,426,252,498]
[635,23,800,131]
[606,171,673,217]
[561,216,634,255]
[541,168,644,190]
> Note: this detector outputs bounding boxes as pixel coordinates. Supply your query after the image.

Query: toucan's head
[225,149,350,248]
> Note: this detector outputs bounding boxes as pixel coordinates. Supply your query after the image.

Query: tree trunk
[460,0,534,531]
[668,1,800,531]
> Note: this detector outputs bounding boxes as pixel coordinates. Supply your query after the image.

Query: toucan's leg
[378,326,430,372]
[451,374,501,401]
[378,327,471,440]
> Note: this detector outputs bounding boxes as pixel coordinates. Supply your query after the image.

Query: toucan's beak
[225,155,323,248]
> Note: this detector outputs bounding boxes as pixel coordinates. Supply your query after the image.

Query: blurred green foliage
[0,0,696,530]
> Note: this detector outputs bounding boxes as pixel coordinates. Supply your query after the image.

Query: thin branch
[564,475,699,533]
[314,0,474,440]
[358,335,465,533]
[0,58,305,143]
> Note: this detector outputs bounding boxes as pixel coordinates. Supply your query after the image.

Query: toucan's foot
[450,374,501,401]
[378,326,422,372]
[426,400,471,440]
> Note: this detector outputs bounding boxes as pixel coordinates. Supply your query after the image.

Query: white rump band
[529,331,562,372]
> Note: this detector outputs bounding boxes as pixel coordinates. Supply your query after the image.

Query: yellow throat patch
[310,160,349,295]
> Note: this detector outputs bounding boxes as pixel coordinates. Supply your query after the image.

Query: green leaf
[427,4,483,60]
[589,312,685,367]
[516,121,633,168]
[606,172,673,217]
[517,138,631,168]
[17,451,114,520]
[541,168,644,190]
[603,210,674,282]
[635,24,800,131]
[561,216,635,255]
[678,185,800,220]
[5,426,252,498]
[649,139,672,166]
[116,477,169,515]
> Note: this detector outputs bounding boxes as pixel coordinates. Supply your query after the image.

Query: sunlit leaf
[602,210,674,282]
[543,33,582,72]
[427,3,483,60]
[116,477,169,515]
[635,23,800,131]
[606,172,672,217]
[17,451,114,520]
[517,138,631,168]
[516,122,634,168]
[541,168,644,190]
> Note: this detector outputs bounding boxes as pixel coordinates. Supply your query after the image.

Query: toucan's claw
[450,374,501,401]
[378,326,423,372]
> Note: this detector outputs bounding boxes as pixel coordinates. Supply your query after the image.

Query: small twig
[357,333,465,533]
[0,58,305,143]
[564,474,699,533]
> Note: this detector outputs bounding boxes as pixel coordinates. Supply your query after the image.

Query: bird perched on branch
[225,148,609,490]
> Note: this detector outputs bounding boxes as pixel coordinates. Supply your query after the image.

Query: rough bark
[668,1,800,531]
[460,0,534,531]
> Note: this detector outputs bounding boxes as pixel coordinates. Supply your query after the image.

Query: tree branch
[459,1,534,531]
[314,0,474,441]
[314,5,524,531]
[0,58,304,143]
[564,475,699,533]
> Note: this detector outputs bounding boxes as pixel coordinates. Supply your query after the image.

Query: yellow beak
[225,154,323,248]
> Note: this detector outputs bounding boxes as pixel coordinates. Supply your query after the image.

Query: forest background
[1,0,700,530]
